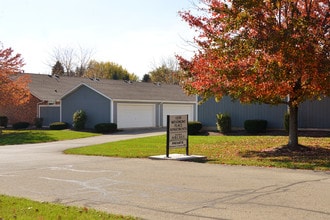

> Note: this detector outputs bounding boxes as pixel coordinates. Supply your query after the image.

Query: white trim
[158,103,162,127]
[195,95,199,121]
[60,103,62,122]
[110,100,113,123]
[113,99,196,104]
[39,104,60,108]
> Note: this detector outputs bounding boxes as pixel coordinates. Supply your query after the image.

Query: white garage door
[117,103,156,128]
[163,104,194,126]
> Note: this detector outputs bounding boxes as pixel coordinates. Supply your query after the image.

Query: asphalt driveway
[0,129,329,220]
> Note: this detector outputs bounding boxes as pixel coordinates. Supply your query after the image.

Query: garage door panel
[163,104,194,126]
[117,103,155,128]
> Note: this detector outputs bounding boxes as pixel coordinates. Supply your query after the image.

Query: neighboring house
[1,73,197,129]
[0,95,41,126]
[199,96,330,130]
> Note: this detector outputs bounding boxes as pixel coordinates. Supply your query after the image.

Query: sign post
[166,115,188,158]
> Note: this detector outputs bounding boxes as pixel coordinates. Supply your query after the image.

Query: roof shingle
[27,73,195,102]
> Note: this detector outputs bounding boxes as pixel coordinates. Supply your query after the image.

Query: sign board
[166,115,188,157]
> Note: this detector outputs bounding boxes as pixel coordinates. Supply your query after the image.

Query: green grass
[0,194,136,220]
[65,134,330,171]
[0,130,100,145]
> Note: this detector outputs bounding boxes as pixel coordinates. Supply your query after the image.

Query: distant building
[1,74,197,129]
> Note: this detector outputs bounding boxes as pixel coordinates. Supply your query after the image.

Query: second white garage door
[162,104,195,126]
[117,103,156,128]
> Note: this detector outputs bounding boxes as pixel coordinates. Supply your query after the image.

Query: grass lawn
[0,194,136,220]
[0,130,135,219]
[0,130,328,219]
[65,132,330,171]
[0,129,100,145]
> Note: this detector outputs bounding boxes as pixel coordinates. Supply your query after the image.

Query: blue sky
[0,0,196,78]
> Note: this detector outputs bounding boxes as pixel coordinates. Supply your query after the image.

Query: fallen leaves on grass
[241,145,330,170]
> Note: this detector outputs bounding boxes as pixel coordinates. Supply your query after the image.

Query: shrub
[244,120,268,134]
[216,113,231,133]
[73,110,87,130]
[94,123,117,133]
[188,121,202,135]
[284,112,290,133]
[0,116,8,128]
[34,117,43,128]
[49,122,68,130]
[13,122,30,130]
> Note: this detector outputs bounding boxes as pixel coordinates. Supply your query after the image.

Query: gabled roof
[27,73,196,102]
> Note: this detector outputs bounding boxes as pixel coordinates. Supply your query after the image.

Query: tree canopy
[0,44,30,107]
[84,60,138,81]
[178,0,330,148]
[149,57,182,84]
[149,65,179,84]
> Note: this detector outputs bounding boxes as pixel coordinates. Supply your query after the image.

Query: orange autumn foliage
[0,46,30,107]
[177,0,330,148]
[178,0,329,105]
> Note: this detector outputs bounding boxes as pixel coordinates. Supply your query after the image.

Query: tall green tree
[177,0,330,150]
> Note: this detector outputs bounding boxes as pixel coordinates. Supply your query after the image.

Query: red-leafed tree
[177,0,330,149]
[0,44,30,108]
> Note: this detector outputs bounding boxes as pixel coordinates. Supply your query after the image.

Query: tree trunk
[288,104,299,149]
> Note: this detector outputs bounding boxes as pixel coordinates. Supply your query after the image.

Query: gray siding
[199,96,286,129]
[298,97,330,129]
[199,96,330,129]
[40,106,60,126]
[61,86,111,129]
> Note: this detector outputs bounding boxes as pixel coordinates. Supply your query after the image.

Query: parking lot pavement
[0,129,329,220]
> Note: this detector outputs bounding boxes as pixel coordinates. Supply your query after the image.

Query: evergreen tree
[142,74,151,82]
[52,61,65,76]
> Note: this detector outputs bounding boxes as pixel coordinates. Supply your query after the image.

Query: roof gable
[61,83,111,101]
